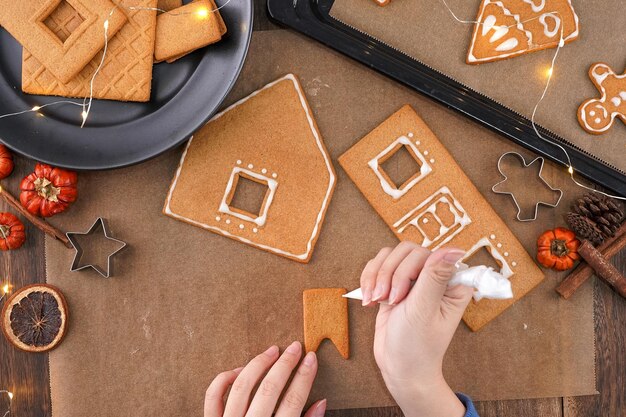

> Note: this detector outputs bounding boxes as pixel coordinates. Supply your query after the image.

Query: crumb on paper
[183,324,194,341]
[523,323,528,330]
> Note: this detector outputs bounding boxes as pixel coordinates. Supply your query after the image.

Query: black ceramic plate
[0,0,253,170]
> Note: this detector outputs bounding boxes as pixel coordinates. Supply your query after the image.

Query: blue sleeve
[456,393,479,417]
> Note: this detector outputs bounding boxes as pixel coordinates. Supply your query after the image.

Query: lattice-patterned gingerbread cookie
[339,105,544,331]
[467,0,579,64]
[22,0,158,102]
[578,63,626,135]
[0,0,127,82]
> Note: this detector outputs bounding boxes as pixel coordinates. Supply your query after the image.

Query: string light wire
[439,0,626,201]
[0,390,13,417]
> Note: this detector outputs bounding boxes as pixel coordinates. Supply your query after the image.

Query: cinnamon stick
[577,240,626,299]
[556,222,626,299]
[0,185,71,248]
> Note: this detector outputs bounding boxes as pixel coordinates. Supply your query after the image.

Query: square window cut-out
[463,246,502,271]
[43,1,85,44]
[219,167,278,227]
[462,238,513,278]
[368,136,432,200]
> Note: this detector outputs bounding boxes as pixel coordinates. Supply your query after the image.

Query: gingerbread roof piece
[164,74,336,263]
[467,0,579,64]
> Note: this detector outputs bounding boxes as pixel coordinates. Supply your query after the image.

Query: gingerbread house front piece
[339,105,544,331]
[164,75,336,263]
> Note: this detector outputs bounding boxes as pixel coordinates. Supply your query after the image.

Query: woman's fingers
[302,399,327,417]
[371,241,421,303]
[360,247,393,306]
[275,352,319,417]
[204,368,243,417]
[223,345,280,417]
[245,342,303,417]
[388,247,430,304]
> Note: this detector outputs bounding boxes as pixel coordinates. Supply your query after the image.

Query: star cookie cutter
[66,217,127,278]
[492,152,563,222]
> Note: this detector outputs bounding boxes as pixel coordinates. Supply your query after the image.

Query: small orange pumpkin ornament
[0,144,14,180]
[537,227,580,271]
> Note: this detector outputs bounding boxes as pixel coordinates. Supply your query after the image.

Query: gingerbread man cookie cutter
[492,152,563,222]
[578,63,626,135]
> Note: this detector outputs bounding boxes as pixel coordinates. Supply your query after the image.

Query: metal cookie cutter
[66,217,127,278]
[492,152,563,222]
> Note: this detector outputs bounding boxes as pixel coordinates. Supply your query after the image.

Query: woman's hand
[360,242,473,417]
[204,342,326,417]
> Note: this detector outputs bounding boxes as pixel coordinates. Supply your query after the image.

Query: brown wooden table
[1,5,625,417]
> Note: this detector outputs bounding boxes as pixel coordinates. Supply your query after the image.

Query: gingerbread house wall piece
[164,75,336,263]
[338,105,544,331]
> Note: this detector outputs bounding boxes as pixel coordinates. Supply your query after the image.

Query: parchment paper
[46,30,595,417]
[330,0,626,172]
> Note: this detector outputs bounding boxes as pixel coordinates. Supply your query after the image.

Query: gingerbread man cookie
[578,63,626,135]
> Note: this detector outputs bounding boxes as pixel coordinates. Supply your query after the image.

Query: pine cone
[572,193,624,239]
[566,212,604,246]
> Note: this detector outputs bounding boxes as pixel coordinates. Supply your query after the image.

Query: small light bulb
[567,166,574,174]
[2,284,9,294]
[546,67,553,78]
[104,20,109,30]
[81,110,88,120]
[196,8,209,17]
[31,105,41,111]
[7,392,13,400]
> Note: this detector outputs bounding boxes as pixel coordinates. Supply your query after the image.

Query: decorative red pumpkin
[0,144,14,180]
[0,212,26,250]
[19,163,78,218]
[536,227,581,271]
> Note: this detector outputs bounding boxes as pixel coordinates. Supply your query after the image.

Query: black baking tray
[267,0,626,196]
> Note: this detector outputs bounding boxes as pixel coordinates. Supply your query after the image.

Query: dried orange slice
[1,284,68,352]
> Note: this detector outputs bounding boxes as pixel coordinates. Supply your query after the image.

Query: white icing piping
[539,12,561,38]
[462,237,514,279]
[393,186,471,250]
[164,74,336,261]
[467,1,533,63]
[218,167,278,227]
[522,0,545,13]
[579,64,626,133]
[367,135,432,200]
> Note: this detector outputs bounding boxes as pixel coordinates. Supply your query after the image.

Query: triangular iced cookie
[467,0,579,64]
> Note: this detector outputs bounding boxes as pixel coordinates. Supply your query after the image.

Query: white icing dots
[253,228,258,233]
[423,150,429,155]
[262,168,267,174]
[430,159,435,164]
[408,132,414,138]
[272,173,278,178]
[248,164,254,169]
[504,252,509,257]
[236,160,242,165]
[216,216,221,221]
[595,118,602,124]
[225,219,231,224]
[415,141,421,145]
[490,234,496,240]
[589,111,595,116]
[512,262,517,267]
[422,218,429,224]
[497,243,502,248]
[239,224,244,229]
